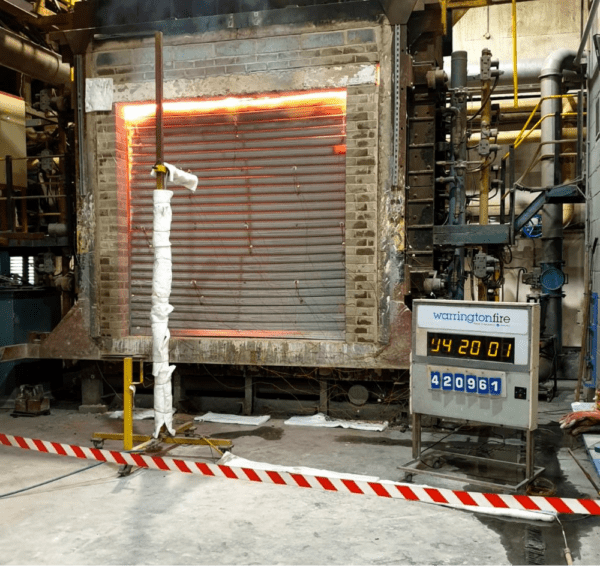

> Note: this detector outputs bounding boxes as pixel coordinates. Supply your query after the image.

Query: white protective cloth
[284,412,388,432]
[149,162,198,438]
[151,162,198,192]
[151,189,176,437]
[194,412,271,426]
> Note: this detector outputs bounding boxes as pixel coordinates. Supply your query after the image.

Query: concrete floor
[1,382,600,565]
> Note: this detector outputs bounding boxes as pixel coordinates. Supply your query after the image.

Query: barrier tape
[2,433,600,516]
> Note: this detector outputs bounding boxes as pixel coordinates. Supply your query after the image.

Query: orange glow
[333,144,346,155]
[172,329,305,338]
[119,90,347,125]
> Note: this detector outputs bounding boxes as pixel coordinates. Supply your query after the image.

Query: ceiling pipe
[448,58,579,91]
[0,27,70,85]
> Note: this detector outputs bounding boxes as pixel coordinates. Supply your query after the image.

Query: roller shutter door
[126,90,347,340]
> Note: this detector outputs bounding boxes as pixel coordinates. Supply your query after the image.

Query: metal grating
[124,90,347,340]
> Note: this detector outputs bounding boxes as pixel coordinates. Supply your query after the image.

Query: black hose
[0,461,104,499]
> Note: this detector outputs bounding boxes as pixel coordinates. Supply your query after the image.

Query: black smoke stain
[93,0,299,28]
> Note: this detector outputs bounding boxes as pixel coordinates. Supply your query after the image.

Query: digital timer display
[427,332,515,364]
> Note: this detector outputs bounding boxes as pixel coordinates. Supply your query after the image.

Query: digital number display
[427,332,515,364]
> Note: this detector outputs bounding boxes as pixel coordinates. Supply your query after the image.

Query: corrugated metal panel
[126,91,347,339]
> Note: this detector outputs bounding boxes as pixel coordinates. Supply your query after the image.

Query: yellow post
[123,357,133,451]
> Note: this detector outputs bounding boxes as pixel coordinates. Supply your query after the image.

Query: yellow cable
[504,95,576,159]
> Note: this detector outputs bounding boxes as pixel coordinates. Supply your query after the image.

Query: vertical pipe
[5,155,13,232]
[480,49,492,227]
[123,357,133,451]
[539,49,577,360]
[75,54,87,197]
[509,145,515,245]
[155,31,165,191]
[450,51,468,300]
[57,129,68,226]
[500,159,506,225]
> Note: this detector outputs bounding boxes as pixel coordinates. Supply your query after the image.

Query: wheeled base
[91,421,233,455]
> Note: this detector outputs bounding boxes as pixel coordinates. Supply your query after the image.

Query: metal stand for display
[398,413,545,492]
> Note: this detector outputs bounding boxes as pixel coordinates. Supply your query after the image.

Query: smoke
[94,0,298,28]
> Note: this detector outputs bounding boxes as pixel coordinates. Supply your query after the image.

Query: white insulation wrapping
[151,189,176,437]
[150,164,198,438]
[151,162,198,192]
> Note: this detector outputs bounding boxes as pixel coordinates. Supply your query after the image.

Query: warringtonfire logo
[432,311,511,325]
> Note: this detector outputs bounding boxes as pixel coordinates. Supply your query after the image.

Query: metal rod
[155,31,165,191]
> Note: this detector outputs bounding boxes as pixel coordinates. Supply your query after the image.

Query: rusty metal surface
[0,343,37,361]
[106,323,412,369]
[38,300,101,360]
[379,300,413,367]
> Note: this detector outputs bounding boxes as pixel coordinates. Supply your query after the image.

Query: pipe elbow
[540,49,578,79]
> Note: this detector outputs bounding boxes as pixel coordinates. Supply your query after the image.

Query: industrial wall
[452,0,582,68]
[453,0,585,349]
[81,10,411,369]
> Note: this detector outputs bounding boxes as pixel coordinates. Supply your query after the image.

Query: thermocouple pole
[155,31,165,191]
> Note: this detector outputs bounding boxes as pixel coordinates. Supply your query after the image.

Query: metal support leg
[526,429,534,481]
[173,370,182,409]
[243,374,253,416]
[319,379,329,414]
[412,413,421,460]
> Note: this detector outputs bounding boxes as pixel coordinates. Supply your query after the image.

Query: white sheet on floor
[194,412,271,426]
[109,409,154,420]
[218,451,380,482]
[284,412,388,432]
[108,408,175,420]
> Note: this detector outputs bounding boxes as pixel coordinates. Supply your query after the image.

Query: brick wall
[87,20,392,353]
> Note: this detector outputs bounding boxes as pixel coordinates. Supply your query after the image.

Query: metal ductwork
[0,27,70,85]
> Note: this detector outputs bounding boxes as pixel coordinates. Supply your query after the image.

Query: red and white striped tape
[2,433,600,516]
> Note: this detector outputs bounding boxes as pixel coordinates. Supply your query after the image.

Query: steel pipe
[0,27,70,84]
[539,49,577,360]
[469,127,580,145]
